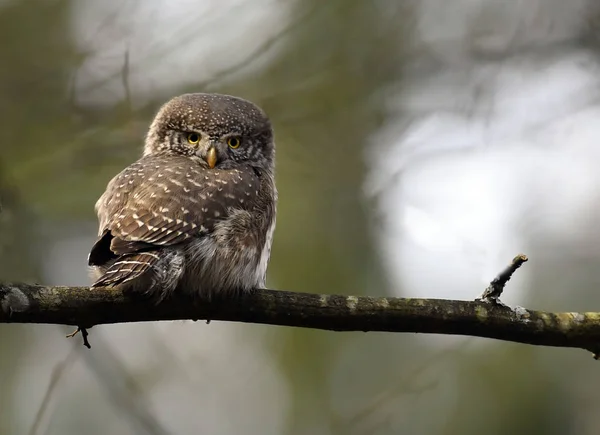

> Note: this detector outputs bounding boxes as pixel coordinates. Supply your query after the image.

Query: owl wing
[88,155,259,285]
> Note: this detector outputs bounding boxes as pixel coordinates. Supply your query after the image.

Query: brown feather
[92,251,161,287]
[92,154,259,265]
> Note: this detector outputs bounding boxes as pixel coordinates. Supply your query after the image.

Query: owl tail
[92,251,161,288]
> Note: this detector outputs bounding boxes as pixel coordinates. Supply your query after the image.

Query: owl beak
[205,146,217,169]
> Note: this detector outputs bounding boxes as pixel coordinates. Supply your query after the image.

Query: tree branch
[1,267,600,358]
[0,255,598,358]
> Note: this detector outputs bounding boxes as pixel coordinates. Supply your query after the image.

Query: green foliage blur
[0,1,594,435]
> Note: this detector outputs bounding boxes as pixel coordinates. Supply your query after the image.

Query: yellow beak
[206,147,217,169]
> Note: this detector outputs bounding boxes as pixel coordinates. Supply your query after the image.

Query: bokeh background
[2,0,600,434]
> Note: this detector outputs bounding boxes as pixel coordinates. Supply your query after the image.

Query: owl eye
[227,137,241,149]
[187,133,200,144]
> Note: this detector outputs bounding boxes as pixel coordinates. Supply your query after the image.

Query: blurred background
[2,0,600,434]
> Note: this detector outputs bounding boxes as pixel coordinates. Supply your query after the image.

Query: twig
[79,2,324,98]
[1,255,600,358]
[66,326,91,349]
[121,48,132,112]
[28,344,79,435]
[79,333,171,435]
[195,2,324,90]
[337,341,471,435]
[477,254,528,304]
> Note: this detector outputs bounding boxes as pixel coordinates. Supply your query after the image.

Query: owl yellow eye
[227,137,241,149]
[187,133,200,144]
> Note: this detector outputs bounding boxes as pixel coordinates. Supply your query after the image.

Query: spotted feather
[89,154,259,272]
[93,252,161,287]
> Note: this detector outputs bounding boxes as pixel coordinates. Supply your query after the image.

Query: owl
[88,93,277,301]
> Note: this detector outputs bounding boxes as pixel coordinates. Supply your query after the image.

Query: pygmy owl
[88,93,277,300]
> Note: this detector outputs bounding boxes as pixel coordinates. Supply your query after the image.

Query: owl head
[144,93,274,174]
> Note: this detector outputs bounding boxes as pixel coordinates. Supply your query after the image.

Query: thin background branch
[28,343,79,435]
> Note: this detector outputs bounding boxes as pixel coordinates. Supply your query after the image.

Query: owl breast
[180,213,274,297]
[254,218,276,286]
[179,175,276,297]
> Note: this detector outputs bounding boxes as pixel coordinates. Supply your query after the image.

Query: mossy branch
[1,254,599,358]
